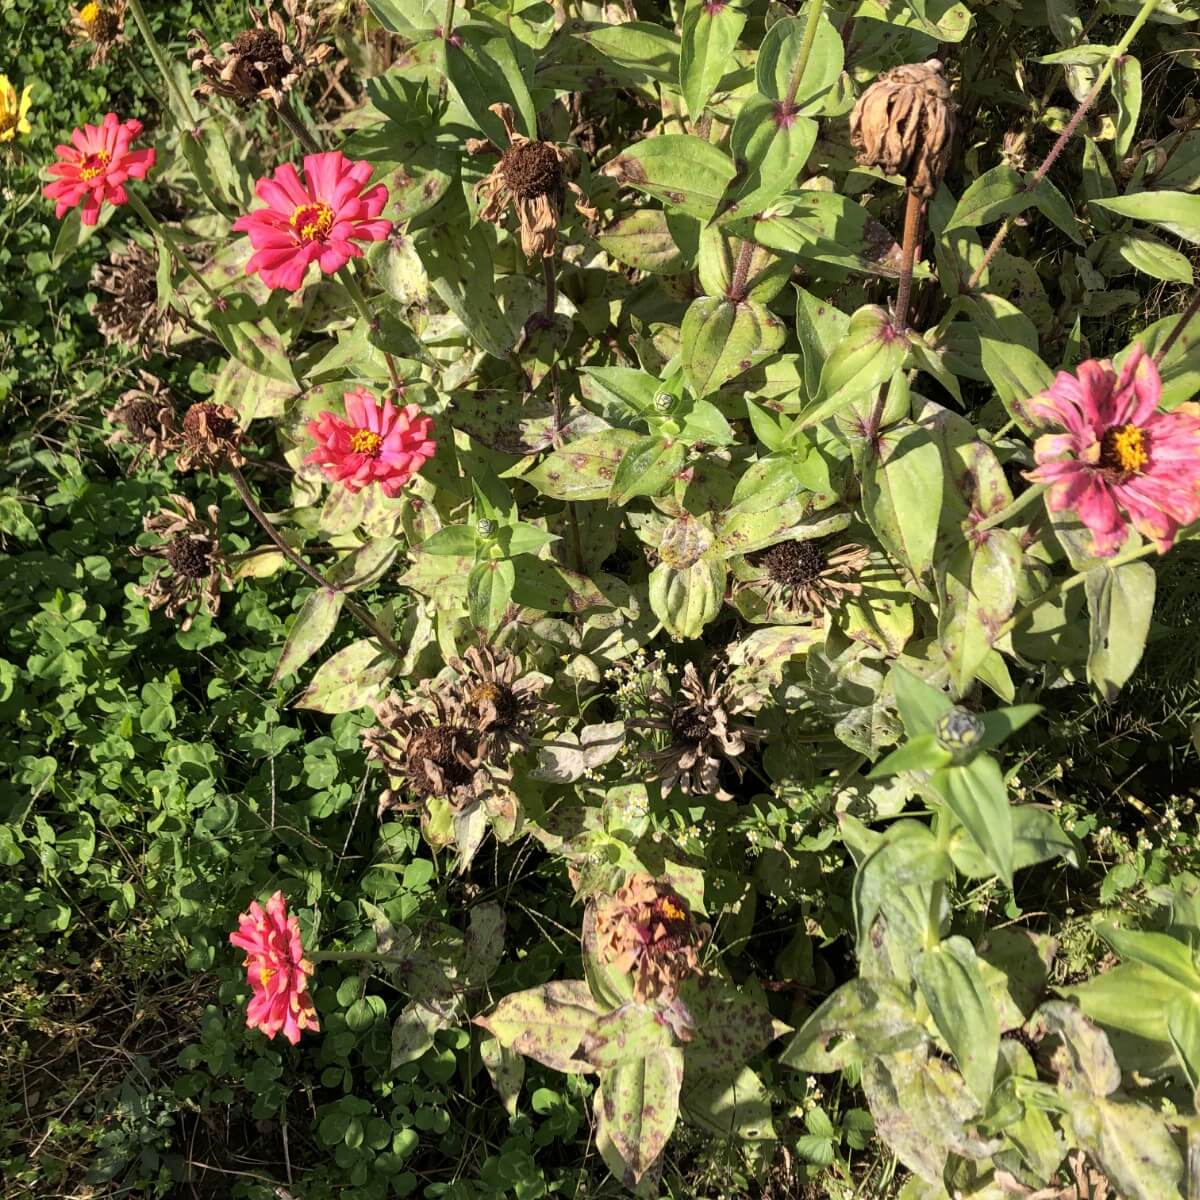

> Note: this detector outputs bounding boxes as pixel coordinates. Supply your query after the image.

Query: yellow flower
[0,75,33,143]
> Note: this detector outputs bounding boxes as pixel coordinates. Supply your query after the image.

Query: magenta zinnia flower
[1026,346,1200,556]
[231,151,391,291]
[43,112,155,226]
[229,890,320,1045]
[306,387,435,497]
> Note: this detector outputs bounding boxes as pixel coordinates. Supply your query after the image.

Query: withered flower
[475,103,595,261]
[364,689,489,815]
[448,645,548,765]
[592,874,707,1004]
[174,402,244,473]
[850,59,955,198]
[133,495,228,630]
[189,0,332,108]
[70,0,126,65]
[752,538,869,616]
[635,662,763,802]
[105,372,178,467]
[92,242,174,355]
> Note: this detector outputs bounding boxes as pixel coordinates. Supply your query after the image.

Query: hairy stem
[276,97,322,155]
[783,0,827,109]
[727,238,756,302]
[974,482,1047,533]
[893,190,924,333]
[1154,288,1200,365]
[340,267,404,394]
[542,255,557,320]
[967,0,1162,292]
[124,0,199,129]
[228,466,405,659]
[442,0,457,39]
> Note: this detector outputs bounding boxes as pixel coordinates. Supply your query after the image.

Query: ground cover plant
[4,0,1200,1196]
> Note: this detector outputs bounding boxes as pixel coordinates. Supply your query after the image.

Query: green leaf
[272,589,345,684]
[467,559,515,636]
[50,201,118,268]
[891,666,953,736]
[1090,191,1200,244]
[914,936,1000,1104]
[946,163,1025,229]
[715,98,818,221]
[445,26,537,145]
[682,1065,776,1141]
[794,285,849,398]
[1114,230,1194,283]
[1112,53,1143,158]
[1098,924,1200,989]
[609,436,686,505]
[574,22,680,85]
[597,1048,684,1184]
[1062,962,1190,1042]
[755,9,845,112]
[854,821,953,951]
[934,755,1013,887]
[525,429,641,500]
[862,421,944,580]
[868,733,953,779]
[937,530,1022,694]
[296,638,394,713]
[603,135,736,221]
[1167,991,1200,1094]
[951,805,1078,878]
[597,209,688,274]
[419,223,515,358]
[1084,561,1155,700]
[474,981,603,1073]
[977,704,1042,751]
[679,0,746,118]
[979,336,1053,433]
[801,305,906,427]
[681,297,787,398]
[1070,1096,1184,1200]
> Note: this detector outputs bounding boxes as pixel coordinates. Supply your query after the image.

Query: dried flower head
[174,401,245,473]
[105,372,177,467]
[92,242,175,354]
[593,874,707,1003]
[752,538,870,616]
[850,59,955,198]
[189,0,332,107]
[447,645,548,765]
[364,688,489,814]
[635,662,762,802]
[70,0,126,65]
[475,103,594,261]
[132,495,228,630]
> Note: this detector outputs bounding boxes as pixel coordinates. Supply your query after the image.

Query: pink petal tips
[43,112,156,226]
[231,151,392,291]
[229,890,320,1045]
[1026,346,1200,557]
[305,387,436,498]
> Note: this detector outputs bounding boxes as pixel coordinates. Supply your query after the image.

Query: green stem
[783,0,826,110]
[124,0,199,128]
[339,267,405,394]
[124,190,223,306]
[442,0,457,39]
[975,483,1047,533]
[966,0,1160,292]
[276,97,322,156]
[999,537,1161,641]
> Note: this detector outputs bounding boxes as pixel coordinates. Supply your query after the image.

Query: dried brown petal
[752,538,869,617]
[70,0,126,66]
[92,242,175,355]
[105,373,178,469]
[132,495,228,630]
[174,402,244,473]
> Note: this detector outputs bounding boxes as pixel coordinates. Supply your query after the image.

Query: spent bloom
[43,112,155,226]
[229,891,319,1045]
[70,0,126,64]
[232,151,391,290]
[593,874,707,1004]
[1026,346,1200,556]
[306,387,435,498]
[0,74,33,143]
[132,494,228,629]
[92,241,175,354]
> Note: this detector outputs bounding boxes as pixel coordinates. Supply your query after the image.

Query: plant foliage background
[4,0,1200,1197]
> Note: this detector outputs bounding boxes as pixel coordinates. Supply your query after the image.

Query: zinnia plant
[229,891,320,1045]
[0,73,33,143]
[305,387,435,497]
[43,112,155,225]
[232,151,391,290]
[1027,346,1200,556]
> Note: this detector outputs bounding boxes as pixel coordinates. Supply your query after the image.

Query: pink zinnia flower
[231,151,391,291]
[305,387,435,497]
[229,890,320,1045]
[1026,346,1200,556]
[43,112,155,226]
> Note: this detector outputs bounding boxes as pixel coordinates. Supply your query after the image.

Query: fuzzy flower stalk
[229,891,320,1045]
[43,112,155,225]
[306,387,435,497]
[1026,346,1200,556]
[233,151,391,291]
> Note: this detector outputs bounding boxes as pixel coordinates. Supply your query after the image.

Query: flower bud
[935,707,985,755]
[476,517,497,537]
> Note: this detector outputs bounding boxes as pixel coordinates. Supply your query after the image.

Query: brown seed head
[850,59,955,198]
[501,140,563,200]
[164,535,216,579]
[760,539,827,588]
[175,401,244,473]
[231,25,288,71]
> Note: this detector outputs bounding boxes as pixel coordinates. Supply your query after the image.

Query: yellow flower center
[259,965,275,986]
[78,148,110,181]
[79,1,101,29]
[349,428,383,456]
[1100,423,1148,474]
[290,201,334,242]
[658,898,687,922]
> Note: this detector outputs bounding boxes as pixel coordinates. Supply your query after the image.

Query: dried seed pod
[752,538,870,617]
[850,59,956,198]
[92,242,176,355]
[174,402,245,473]
[105,373,178,467]
[70,0,126,65]
[132,495,229,630]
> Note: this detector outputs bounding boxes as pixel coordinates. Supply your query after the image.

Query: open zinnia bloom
[306,387,435,497]
[43,113,155,225]
[0,74,34,143]
[1026,346,1200,556]
[232,151,391,290]
[229,890,320,1045]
